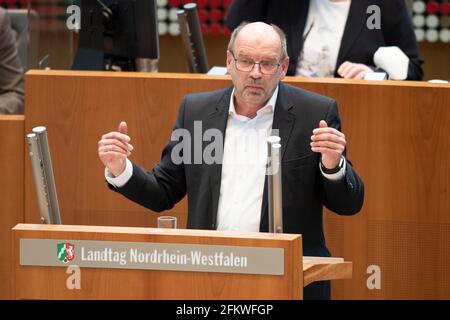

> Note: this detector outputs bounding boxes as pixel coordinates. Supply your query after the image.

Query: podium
[12,224,351,300]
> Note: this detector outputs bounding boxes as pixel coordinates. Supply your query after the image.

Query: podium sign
[20,238,284,275]
[12,224,304,299]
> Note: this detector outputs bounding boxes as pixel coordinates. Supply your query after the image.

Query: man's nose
[249,63,263,78]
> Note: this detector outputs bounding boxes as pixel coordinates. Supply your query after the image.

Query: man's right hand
[98,121,133,177]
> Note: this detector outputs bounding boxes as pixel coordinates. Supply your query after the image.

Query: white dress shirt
[215,87,279,232]
[106,85,346,232]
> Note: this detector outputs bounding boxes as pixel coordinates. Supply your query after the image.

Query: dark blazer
[110,82,364,257]
[226,0,424,80]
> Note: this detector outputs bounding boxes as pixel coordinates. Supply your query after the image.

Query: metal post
[26,126,61,224]
[267,136,283,233]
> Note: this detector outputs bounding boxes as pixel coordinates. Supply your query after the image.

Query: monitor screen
[72,0,159,71]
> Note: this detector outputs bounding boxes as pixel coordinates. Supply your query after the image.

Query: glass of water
[157,216,177,229]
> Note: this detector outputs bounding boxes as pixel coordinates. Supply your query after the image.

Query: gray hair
[227,22,288,61]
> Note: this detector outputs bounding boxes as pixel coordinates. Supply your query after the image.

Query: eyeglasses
[229,51,281,75]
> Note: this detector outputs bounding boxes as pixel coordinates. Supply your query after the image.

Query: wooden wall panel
[24,71,450,299]
[0,115,24,299]
[298,80,450,299]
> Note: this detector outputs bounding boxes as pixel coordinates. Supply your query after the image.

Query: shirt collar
[229,85,279,118]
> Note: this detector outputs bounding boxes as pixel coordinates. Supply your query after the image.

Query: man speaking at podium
[98,22,364,299]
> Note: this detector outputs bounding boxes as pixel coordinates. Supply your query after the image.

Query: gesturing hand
[98,121,133,177]
[310,120,346,169]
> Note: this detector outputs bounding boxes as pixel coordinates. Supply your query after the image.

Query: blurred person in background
[227,0,424,80]
[0,7,24,114]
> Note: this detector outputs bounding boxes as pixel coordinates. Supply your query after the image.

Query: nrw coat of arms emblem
[57,243,75,263]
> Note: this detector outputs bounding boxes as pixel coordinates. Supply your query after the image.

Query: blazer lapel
[206,87,232,229]
[271,83,296,161]
[260,83,296,231]
[336,0,366,72]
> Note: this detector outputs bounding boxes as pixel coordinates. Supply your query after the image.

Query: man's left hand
[311,120,346,169]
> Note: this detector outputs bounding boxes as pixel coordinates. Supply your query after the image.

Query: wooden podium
[12,224,351,300]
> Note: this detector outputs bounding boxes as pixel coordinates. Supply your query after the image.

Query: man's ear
[280,57,290,80]
[226,50,233,73]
